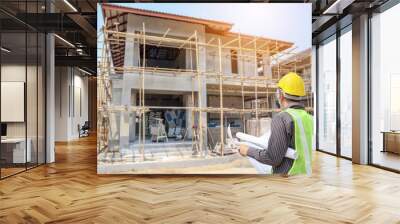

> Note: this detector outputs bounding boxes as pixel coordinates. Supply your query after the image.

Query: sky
[97,3,311,58]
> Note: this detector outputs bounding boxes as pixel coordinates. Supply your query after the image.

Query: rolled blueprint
[236,132,269,148]
[236,132,298,160]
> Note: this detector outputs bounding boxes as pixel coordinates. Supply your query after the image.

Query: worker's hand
[239,144,249,156]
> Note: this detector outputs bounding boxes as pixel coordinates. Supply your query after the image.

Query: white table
[1,138,31,163]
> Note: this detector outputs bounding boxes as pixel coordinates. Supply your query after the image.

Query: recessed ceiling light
[63,0,78,12]
[1,47,11,53]
[54,34,75,48]
[323,0,354,15]
[78,67,92,76]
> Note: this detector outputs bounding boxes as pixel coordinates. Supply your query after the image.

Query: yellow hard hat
[277,72,306,97]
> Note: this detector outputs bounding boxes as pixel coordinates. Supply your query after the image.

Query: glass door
[0,0,47,179]
[339,27,352,158]
[370,3,400,172]
[317,36,337,154]
[1,30,28,178]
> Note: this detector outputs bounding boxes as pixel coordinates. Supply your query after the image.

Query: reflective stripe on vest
[285,108,313,176]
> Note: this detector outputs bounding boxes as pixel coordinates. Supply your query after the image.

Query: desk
[382,131,400,155]
[1,138,31,163]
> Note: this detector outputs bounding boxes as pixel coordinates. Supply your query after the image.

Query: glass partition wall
[317,35,337,155]
[316,26,353,159]
[0,1,46,179]
[339,27,352,159]
[370,3,400,172]
[316,1,400,172]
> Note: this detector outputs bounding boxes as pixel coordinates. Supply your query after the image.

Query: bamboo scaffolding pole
[195,30,203,155]
[156,28,170,47]
[257,40,270,51]
[105,30,276,54]
[137,30,142,156]
[218,38,224,156]
[98,105,314,114]
[264,49,269,117]
[242,37,258,49]
[99,21,313,159]
[222,37,239,47]
[207,37,215,45]
[253,38,259,136]
[179,32,196,49]
[141,22,146,161]
[100,17,113,153]
[239,33,246,134]
[98,27,106,153]
[190,38,195,152]
[207,90,279,95]
[98,63,287,82]
[201,49,264,60]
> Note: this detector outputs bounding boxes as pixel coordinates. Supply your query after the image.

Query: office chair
[79,121,90,138]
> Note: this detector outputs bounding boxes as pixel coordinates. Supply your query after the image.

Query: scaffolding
[98,19,313,162]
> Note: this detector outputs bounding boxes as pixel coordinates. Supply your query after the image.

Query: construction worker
[239,72,313,175]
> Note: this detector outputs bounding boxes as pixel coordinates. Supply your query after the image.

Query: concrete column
[183,95,193,138]
[54,67,72,141]
[129,91,136,142]
[263,51,272,78]
[312,45,317,150]
[352,14,369,164]
[46,32,55,163]
[119,14,137,149]
[200,84,207,152]
[197,31,208,153]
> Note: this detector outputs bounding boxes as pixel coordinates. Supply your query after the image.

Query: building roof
[271,48,312,79]
[102,4,233,33]
[102,4,294,69]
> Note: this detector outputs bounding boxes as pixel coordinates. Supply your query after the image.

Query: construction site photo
[97,3,313,174]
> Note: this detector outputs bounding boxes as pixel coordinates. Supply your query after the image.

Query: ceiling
[101,0,393,46]
[311,0,391,44]
[0,0,97,75]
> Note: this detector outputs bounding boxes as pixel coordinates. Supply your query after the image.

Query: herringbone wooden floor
[1,134,400,223]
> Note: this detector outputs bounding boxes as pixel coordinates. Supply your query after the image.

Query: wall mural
[97,3,313,175]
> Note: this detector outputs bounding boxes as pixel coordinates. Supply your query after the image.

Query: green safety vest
[284,108,314,176]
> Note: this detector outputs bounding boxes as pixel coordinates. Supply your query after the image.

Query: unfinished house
[98,4,313,174]
[272,48,313,111]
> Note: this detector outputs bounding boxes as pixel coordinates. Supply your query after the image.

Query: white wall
[1,65,30,138]
[1,63,46,163]
[54,67,89,141]
[55,67,69,141]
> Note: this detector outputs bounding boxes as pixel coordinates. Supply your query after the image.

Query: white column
[312,45,317,151]
[46,32,55,163]
[352,14,369,164]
